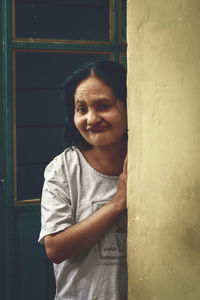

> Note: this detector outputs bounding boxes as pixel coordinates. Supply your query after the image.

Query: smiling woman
[74,76,127,149]
[65,61,127,150]
[38,61,128,299]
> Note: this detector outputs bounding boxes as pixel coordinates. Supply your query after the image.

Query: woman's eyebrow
[93,97,116,103]
[97,97,117,104]
[74,100,86,106]
[74,97,116,107]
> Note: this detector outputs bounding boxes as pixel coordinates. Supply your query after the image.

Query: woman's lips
[87,126,107,133]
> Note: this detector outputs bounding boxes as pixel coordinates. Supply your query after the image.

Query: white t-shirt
[38,146,127,300]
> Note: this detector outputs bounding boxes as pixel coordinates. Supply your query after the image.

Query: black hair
[64,60,127,150]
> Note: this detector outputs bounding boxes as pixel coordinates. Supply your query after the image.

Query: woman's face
[74,76,127,148]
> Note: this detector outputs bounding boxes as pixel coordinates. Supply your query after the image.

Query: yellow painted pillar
[127,1,200,299]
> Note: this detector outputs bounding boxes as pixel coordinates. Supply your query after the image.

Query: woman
[38,61,128,300]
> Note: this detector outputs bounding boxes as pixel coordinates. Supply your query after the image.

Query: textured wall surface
[127,1,200,299]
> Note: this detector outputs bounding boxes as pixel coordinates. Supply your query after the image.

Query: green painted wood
[1,0,16,299]
[0,1,5,298]
[14,206,54,299]
[11,40,119,52]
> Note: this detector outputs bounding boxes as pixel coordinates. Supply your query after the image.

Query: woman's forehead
[74,76,115,101]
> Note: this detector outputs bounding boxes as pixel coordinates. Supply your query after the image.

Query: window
[11,0,127,204]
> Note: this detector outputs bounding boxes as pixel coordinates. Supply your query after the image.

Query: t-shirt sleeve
[38,156,73,245]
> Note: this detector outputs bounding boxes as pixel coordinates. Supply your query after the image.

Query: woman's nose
[87,110,101,125]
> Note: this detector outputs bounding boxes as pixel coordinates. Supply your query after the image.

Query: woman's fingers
[123,155,128,174]
[111,154,128,212]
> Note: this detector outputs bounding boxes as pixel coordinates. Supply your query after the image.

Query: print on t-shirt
[92,201,127,265]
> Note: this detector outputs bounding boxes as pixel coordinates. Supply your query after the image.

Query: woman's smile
[87,125,108,133]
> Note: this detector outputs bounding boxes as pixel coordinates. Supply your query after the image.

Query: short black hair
[64,60,127,150]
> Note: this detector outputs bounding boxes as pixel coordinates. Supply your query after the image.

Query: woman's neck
[81,143,127,176]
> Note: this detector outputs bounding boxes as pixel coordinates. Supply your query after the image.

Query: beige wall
[127,1,200,299]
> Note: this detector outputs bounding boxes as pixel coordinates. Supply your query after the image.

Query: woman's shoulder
[54,146,79,162]
[44,147,80,178]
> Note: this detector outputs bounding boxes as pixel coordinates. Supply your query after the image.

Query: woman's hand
[111,155,127,212]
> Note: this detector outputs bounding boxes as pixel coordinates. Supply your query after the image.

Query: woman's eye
[100,104,110,110]
[77,107,87,113]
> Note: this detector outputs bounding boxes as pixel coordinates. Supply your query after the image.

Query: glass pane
[120,53,127,68]
[15,51,110,200]
[121,0,127,43]
[15,0,110,41]
[17,165,45,201]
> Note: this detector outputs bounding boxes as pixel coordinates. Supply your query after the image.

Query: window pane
[17,165,45,200]
[120,53,127,68]
[15,0,110,41]
[121,0,127,43]
[15,51,110,200]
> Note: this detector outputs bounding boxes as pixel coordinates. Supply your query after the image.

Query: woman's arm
[44,157,127,264]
